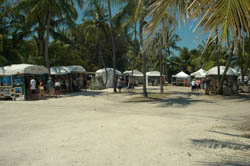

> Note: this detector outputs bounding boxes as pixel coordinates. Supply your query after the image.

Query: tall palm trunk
[132,22,137,76]
[215,29,220,90]
[140,17,148,98]
[216,43,234,94]
[107,0,117,92]
[160,52,163,93]
[160,18,165,94]
[45,9,51,72]
[98,45,108,87]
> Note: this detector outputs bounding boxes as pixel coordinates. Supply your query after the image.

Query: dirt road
[0,86,250,166]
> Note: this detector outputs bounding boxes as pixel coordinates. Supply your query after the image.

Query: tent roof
[0,64,49,75]
[123,70,143,77]
[206,66,237,76]
[50,65,86,75]
[191,69,206,77]
[146,71,161,76]
[174,71,190,78]
[96,68,122,76]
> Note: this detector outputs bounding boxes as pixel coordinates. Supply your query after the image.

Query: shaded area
[199,155,250,166]
[191,139,250,151]
[207,130,250,139]
[125,95,214,108]
[63,91,104,98]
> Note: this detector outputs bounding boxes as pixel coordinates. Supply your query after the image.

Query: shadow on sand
[62,91,104,98]
[191,138,250,151]
[207,130,250,139]
[192,138,250,165]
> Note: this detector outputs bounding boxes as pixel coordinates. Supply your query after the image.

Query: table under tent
[172,71,191,86]
[123,70,143,87]
[91,68,122,90]
[50,65,87,92]
[146,71,165,86]
[0,64,49,100]
[206,66,238,95]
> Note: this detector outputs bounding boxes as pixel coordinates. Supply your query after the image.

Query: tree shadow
[125,95,214,108]
[199,156,250,166]
[166,90,204,97]
[191,139,250,151]
[207,130,250,139]
[63,91,104,98]
[221,93,250,102]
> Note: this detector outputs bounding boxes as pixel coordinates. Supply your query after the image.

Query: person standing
[47,77,54,98]
[30,77,36,100]
[55,79,61,98]
[191,79,196,91]
[38,80,45,100]
[117,77,123,93]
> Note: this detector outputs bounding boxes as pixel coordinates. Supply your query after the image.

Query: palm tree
[147,0,250,94]
[17,0,84,71]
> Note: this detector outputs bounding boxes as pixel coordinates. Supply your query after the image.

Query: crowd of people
[27,74,89,100]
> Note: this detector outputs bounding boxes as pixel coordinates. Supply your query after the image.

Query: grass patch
[127,93,169,102]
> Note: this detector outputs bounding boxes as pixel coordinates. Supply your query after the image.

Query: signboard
[0,76,12,87]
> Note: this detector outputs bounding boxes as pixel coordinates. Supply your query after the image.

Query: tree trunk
[140,18,148,98]
[216,43,234,94]
[132,22,137,77]
[160,52,163,93]
[215,29,220,90]
[98,45,108,87]
[107,0,117,92]
[45,10,51,72]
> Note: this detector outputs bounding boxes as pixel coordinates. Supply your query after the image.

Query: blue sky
[76,6,207,53]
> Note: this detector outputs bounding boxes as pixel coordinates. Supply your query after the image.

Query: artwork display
[0,76,12,86]
[15,87,22,94]
[13,75,23,87]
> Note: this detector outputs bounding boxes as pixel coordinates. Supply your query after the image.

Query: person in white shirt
[191,80,196,91]
[54,79,61,98]
[30,77,36,100]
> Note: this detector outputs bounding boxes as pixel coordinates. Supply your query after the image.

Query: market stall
[123,70,143,86]
[172,71,191,86]
[206,66,238,95]
[95,68,122,88]
[50,65,87,92]
[0,64,49,100]
[146,71,165,86]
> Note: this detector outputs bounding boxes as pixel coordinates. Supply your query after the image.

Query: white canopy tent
[146,71,161,76]
[172,71,191,86]
[206,66,238,76]
[146,71,161,86]
[123,70,143,77]
[0,64,49,75]
[95,68,122,88]
[50,65,86,75]
[191,69,207,78]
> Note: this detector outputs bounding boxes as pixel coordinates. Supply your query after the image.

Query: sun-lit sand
[0,86,250,166]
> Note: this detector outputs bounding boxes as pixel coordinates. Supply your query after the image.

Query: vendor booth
[172,71,191,86]
[123,70,143,86]
[0,64,49,100]
[146,71,165,86]
[50,65,87,92]
[191,69,206,79]
[206,66,238,95]
[95,68,122,88]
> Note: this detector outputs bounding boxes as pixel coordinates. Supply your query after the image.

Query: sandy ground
[0,86,250,166]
